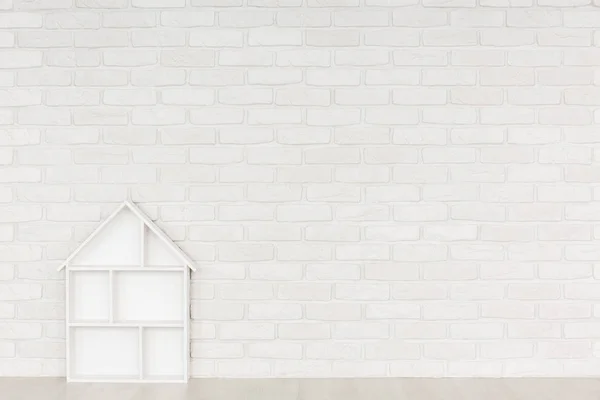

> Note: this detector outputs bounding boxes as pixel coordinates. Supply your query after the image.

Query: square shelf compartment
[113,271,184,323]
[70,327,139,380]
[70,271,110,323]
[143,327,184,380]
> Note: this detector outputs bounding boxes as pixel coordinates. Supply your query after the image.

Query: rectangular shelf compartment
[113,270,184,324]
[70,327,139,379]
[69,270,110,323]
[142,327,185,381]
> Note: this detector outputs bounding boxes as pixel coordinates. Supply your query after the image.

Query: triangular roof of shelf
[57,201,196,272]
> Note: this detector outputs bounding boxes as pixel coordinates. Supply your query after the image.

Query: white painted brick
[306,30,360,47]
[278,323,330,340]
[366,69,420,85]
[364,29,419,47]
[451,323,503,339]
[277,243,332,261]
[424,303,477,320]
[395,322,446,339]
[482,302,535,319]
[160,11,214,27]
[277,283,332,301]
[424,30,477,47]
[334,322,389,339]
[305,263,359,281]
[393,283,447,300]
[307,343,360,360]
[422,69,476,85]
[0,322,42,339]
[538,67,594,86]
[335,283,389,300]
[480,343,534,359]
[102,11,156,28]
[220,323,275,340]
[366,303,420,320]
[249,28,302,47]
[161,49,215,67]
[306,303,361,320]
[424,343,476,361]
[451,50,504,66]
[191,302,244,321]
[248,343,302,359]
[508,50,561,67]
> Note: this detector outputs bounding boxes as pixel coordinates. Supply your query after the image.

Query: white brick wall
[0,0,600,378]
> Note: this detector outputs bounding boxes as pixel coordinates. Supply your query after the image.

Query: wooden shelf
[68,374,141,383]
[69,265,184,271]
[70,321,183,328]
[143,374,187,383]
[66,204,189,383]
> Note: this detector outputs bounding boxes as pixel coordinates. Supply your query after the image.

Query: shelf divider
[68,321,184,328]
[108,270,114,324]
[140,221,145,268]
[138,326,144,380]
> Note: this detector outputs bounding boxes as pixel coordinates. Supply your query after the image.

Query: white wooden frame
[59,201,195,383]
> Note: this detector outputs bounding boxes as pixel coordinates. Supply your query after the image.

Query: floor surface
[1,377,599,399]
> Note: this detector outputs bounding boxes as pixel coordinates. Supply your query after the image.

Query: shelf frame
[65,203,191,383]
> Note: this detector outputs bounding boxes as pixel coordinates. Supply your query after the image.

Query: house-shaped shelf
[58,201,196,383]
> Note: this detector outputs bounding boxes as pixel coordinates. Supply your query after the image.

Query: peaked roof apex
[57,201,196,272]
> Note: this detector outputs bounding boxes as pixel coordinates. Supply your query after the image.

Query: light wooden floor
[1,378,600,399]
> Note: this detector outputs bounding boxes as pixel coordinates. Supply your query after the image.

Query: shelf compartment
[70,271,110,323]
[70,327,139,379]
[71,208,142,266]
[113,270,184,323]
[142,327,184,380]
[144,226,184,267]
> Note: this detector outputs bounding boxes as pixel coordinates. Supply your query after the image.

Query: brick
[161,11,214,27]
[75,70,127,86]
[218,204,272,221]
[161,49,215,67]
[482,302,535,319]
[334,322,389,340]
[277,50,330,67]
[131,69,185,87]
[0,244,42,261]
[423,69,476,85]
[424,343,476,360]
[221,323,274,340]
[424,303,477,320]
[277,243,332,261]
[366,69,420,85]
[336,205,389,222]
[249,27,302,46]
[507,10,561,27]
[102,11,156,28]
[306,264,360,281]
[395,322,446,339]
[0,322,42,339]
[220,166,273,183]
[365,29,419,47]
[451,50,504,66]
[306,30,360,47]
[307,343,361,360]
[278,323,330,340]
[508,50,561,67]
[0,13,42,28]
